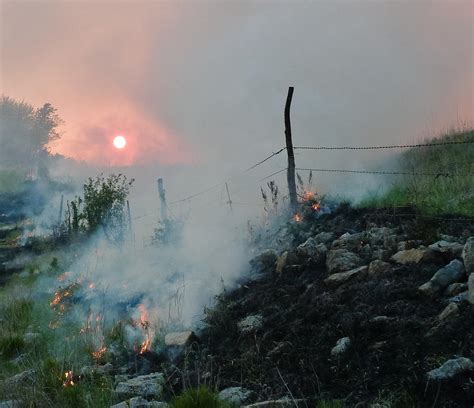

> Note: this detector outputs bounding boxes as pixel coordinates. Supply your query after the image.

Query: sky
[0,0,472,201]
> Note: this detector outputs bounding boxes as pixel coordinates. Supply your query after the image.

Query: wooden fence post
[58,194,64,225]
[284,86,298,207]
[225,182,233,213]
[157,178,168,221]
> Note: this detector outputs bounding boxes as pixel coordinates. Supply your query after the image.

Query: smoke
[1,1,472,337]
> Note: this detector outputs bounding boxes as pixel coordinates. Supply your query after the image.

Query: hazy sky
[1,0,472,175]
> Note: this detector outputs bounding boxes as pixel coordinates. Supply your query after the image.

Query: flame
[302,191,315,201]
[63,371,75,387]
[294,213,303,222]
[135,304,154,354]
[312,202,321,212]
[92,345,107,360]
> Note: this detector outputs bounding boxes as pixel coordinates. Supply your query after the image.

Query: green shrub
[170,386,235,408]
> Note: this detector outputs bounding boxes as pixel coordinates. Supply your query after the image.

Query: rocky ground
[1,204,474,407]
[180,205,474,407]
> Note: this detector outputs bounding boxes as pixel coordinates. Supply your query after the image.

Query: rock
[275,252,289,275]
[468,273,474,304]
[437,303,459,321]
[313,231,334,245]
[324,265,368,287]
[448,291,469,304]
[430,259,465,288]
[397,240,423,251]
[250,250,277,273]
[331,337,351,356]
[427,357,474,381]
[23,332,40,345]
[462,237,474,274]
[332,232,367,252]
[418,260,466,297]
[444,283,468,297]
[238,315,263,334]
[429,240,464,258]
[296,238,327,264]
[368,260,392,276]
[366,227,394,246]
[113,372,165,400]
[110,403,128,408]
[370,316,395,324]
[127,397,166,408]
[326,249,363,274]
[218,387,253,405]
[164,331,195,347]
[371,248,391,262]
[391,248,436,264]
[5,369,36,387]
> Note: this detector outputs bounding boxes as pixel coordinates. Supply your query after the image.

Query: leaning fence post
[58,194,64,225]
[157,178,168,221]
[284,86,298,208]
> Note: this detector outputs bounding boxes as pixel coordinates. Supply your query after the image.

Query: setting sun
[113,135,126,149]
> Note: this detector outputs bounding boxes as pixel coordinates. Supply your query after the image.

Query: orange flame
[136,304,154,354]
[92,345,107,361]
[312,202,321,212]
[302,191,315,201]
[63,370,75,387]
[294,213,303,222]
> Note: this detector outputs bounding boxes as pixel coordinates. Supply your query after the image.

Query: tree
[0,95,62,174]
[66,174,134,243]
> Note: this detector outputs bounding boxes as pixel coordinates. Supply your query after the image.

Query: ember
[294,213,303,222]
[63,370,75,387]
[92,345,107,361]
[312,202,321,212]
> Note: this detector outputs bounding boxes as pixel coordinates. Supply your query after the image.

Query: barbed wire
[245,147,286,171]
[294,139,474,151]
[295,167,472,177]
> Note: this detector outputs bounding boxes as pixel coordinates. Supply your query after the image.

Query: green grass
[359,128,474,216]
[170,386,236,408]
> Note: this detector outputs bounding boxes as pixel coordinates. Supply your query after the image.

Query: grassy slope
[359,128,474,216]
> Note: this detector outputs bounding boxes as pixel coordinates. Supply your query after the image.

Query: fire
[312,202,321,212]
[50,290,70,307]
[302,191,315,201]
[139,337,152,354]
[63,371,75,387]
[92,345,107,361]
[294,213,303,222]
[135,304,154,354]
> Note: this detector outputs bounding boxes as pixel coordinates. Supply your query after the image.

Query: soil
[178,206,474,407]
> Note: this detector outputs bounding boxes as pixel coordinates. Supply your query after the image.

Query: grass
[359,128,474,216]
[170,386,236,408]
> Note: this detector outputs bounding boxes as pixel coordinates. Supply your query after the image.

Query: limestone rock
[325,265,368,287]
[0,401,19,408]
[164,331,195,347]
[462,237,474,274]
[5,369,36,387]
[296,238,327,264]
[368,260,392,276]
[313,231,334,245]
[468,273,474,304]
[391,248,435,264]
[437,303,459,322]
[331,337,351,356]
[427,357,473,381]
[418,260,465,297]
[218,387,253,405]
[444,283,468,297]
[326,249,363,274]
[114,372,165,400]
[332,232,367,252]
[238,315,263,334]
[429,240,464,258]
